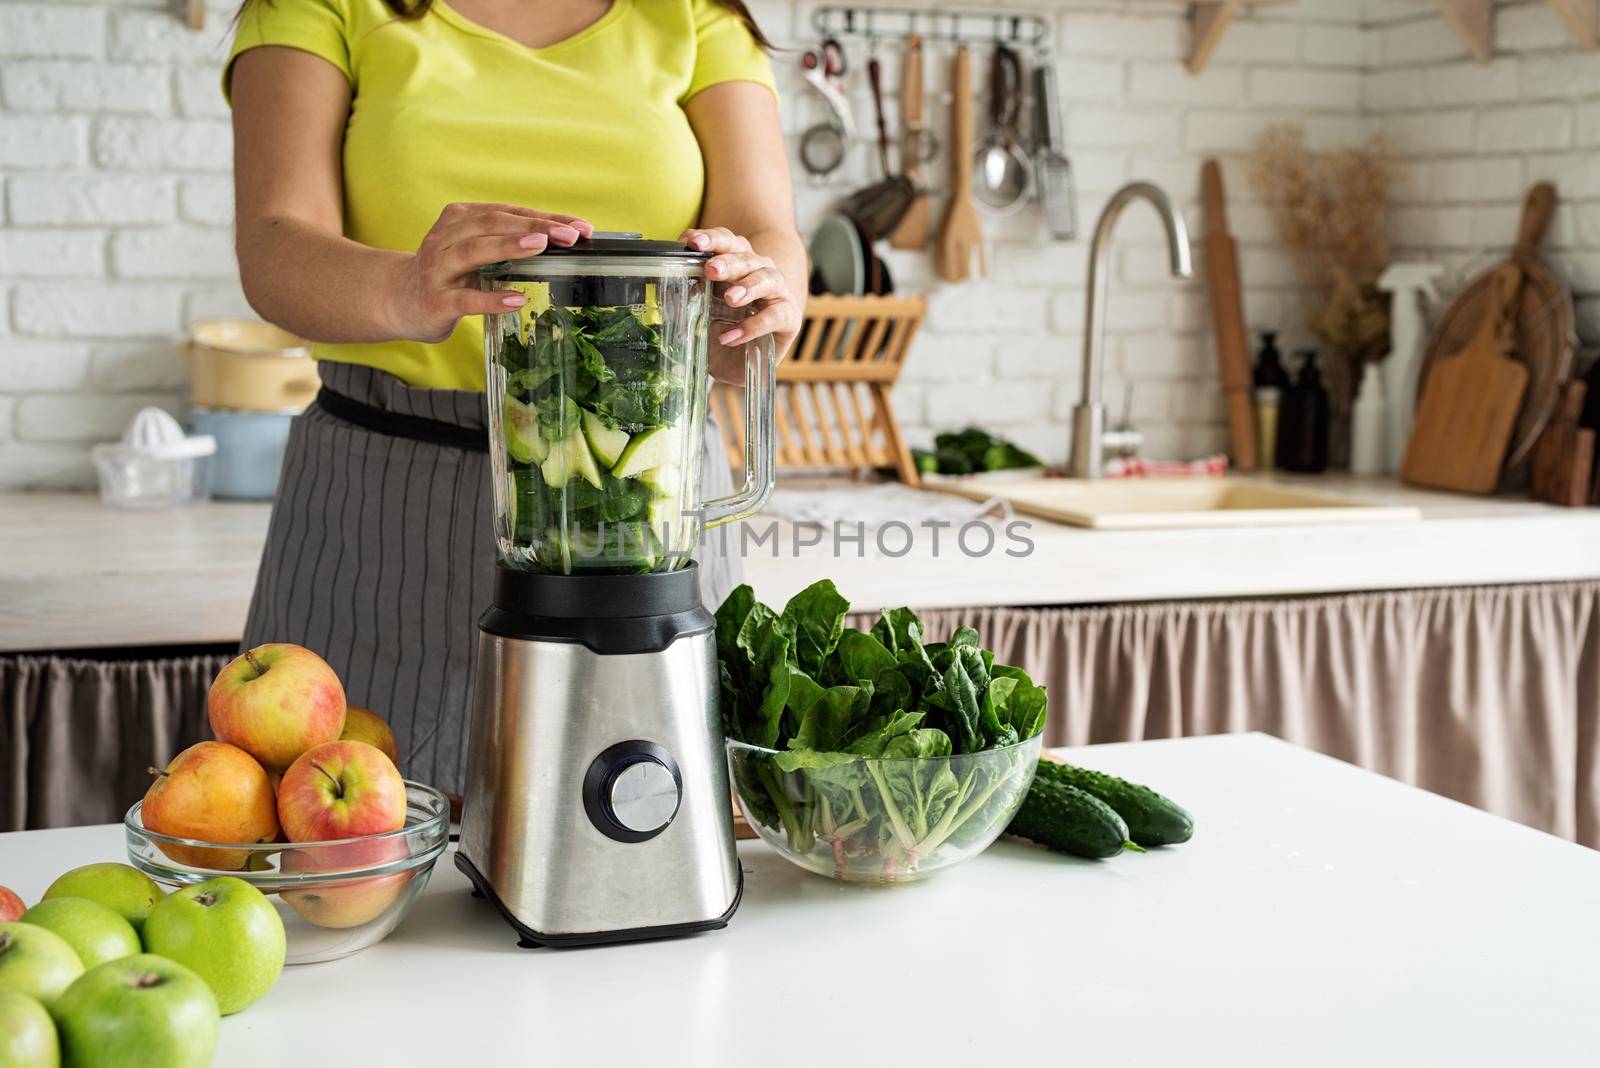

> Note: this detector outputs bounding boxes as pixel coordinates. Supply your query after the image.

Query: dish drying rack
[713,294,927,486]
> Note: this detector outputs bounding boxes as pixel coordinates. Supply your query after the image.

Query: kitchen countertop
[6,475,1600,651]
[1,734,1595,1066]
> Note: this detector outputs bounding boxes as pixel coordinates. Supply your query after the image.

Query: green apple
[51,955,217,1068]
[141,877,285,1015]
[0,923,83,1009]
[19,900,139,971]
[0,991,58,1068]
[40,866,162,935]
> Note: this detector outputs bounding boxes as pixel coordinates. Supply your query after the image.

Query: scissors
[798,38,855,177]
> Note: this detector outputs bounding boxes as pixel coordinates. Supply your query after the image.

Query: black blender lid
[480,232,709,282]
[540,232,709,259]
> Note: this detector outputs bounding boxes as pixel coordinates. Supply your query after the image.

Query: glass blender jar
[481,235,774,574]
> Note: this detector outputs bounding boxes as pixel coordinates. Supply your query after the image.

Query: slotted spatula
[1400,262,1530,493]
[935,45,984,282]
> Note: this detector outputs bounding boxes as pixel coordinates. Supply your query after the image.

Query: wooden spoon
[889,34,931,251]
[935,45,984,282]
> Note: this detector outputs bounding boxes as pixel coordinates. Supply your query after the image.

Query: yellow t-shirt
[226,0,775,391]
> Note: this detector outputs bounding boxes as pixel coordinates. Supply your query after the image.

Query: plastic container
[190,407,295,500]
[91,407,216,510]
[480,234,774,576]
[727,735,1042,883]
[125,781,449,965]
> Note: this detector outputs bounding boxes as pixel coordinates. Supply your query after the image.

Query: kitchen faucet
[1068,181,1194,478]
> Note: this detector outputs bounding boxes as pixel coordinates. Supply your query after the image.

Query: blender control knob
[581,741,683,843]
[607,758,680,834]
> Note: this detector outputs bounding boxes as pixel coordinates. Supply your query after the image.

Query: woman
[226,0,804,793]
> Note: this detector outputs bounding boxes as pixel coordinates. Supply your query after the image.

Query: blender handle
[703,333,776,529]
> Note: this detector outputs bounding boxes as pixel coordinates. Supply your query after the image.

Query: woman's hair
[237,0,773,49]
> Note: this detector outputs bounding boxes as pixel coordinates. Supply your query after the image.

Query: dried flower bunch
[1249,124,1393,364]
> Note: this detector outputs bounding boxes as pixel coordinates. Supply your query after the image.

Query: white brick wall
[1366,0,1600,368]
[0,0,1593,488]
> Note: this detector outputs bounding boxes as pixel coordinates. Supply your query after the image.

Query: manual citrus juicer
[456,235,775,946]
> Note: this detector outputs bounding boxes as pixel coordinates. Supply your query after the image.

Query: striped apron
[241,361,743,794]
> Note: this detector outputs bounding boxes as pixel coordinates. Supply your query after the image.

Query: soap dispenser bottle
[1277,350,1330,474]
[1253,331,1290,470]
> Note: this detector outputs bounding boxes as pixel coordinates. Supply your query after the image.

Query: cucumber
[581,409,629,469]
[1035,761,1194,847]
[611,426,675,479]
[1007,778,1138,859]
[503,396,549,464]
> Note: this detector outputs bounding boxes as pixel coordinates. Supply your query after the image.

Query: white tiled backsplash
[0,0,1597,487]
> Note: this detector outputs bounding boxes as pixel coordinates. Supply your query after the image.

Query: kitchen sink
[927,474,1422,530]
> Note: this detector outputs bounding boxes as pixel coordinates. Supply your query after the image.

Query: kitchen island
[1,735,1595,1066]
[5,475,1600,651]
[6,478,1600,846]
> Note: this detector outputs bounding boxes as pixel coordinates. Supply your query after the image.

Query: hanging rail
[809,5,1051,48]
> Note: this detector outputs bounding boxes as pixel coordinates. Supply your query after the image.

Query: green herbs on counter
[913,427,1043,476]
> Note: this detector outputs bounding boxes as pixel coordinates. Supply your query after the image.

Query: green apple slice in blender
[539,431,602,489]
[581,410,629,469]
[611,426,677,479]
[503,396,550,464]
[638,463,680,497]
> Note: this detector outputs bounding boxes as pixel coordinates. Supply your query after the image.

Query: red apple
[0,886,23,922]
[281,837,412,929]
[338,706,400,767]
[276,741,406,844]
[208,644,346,771]
[142,742,280,870]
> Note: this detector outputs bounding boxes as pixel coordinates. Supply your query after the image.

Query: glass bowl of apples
[125,780,449,965]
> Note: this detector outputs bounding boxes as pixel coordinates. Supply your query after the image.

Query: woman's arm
[683,81,806,379]
[230,47,590,345]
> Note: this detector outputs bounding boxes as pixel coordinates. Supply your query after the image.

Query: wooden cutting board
[1530,380,1592,508]
[1413,182,1573,480]
[1201,160,1258,470]
[1401,262,1530,493]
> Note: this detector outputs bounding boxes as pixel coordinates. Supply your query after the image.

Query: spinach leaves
[718,580,1049,879]
[495,301,690,574]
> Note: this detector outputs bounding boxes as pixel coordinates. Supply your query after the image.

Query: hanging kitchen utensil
[972,44,1032,217]
[840,53,915,240]
[798,38,854,178]
[1413,182,1575,481]
[936,45,985,281]
[1030,56,1077,241]
[889,33,933,251]
[1200,160,1258,471]
[1401,262,1530,494]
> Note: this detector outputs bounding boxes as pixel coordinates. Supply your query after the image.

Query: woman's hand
[387,203,594,343]
[681,227,802,383]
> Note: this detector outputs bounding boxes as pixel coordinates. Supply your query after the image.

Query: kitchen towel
[853,579,1600,849]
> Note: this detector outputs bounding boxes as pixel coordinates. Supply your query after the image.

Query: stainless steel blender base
[454,851,742,948]
[456,610,742,947]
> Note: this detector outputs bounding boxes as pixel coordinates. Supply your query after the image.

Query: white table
[3,734,1597,1066]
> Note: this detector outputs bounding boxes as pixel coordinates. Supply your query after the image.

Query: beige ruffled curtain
[854,580,1600,847]
[7,582,1598,844]
[1,652,230,831]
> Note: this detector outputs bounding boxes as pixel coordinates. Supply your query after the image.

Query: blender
[455,235,775,946]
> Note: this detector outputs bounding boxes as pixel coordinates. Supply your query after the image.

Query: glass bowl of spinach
[718,580,1047,883]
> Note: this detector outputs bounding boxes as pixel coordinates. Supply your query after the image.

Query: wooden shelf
[1431,0,1600,63]
[1174,0,1294,75]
